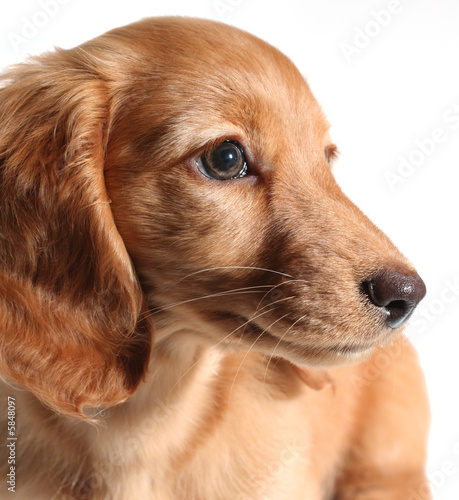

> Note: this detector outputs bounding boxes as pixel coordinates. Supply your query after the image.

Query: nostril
[363,270,426,329]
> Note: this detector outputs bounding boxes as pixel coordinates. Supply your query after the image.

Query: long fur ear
[0,48,152,418]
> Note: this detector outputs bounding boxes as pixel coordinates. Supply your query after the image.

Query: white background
[1,1,458,498]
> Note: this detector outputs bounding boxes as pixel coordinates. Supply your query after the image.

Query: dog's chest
[99,409,322,500]
[89,348,340,499]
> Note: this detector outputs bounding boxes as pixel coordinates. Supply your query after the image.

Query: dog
[0,17,430,500]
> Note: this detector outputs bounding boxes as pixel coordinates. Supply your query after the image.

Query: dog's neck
[104,328,223,435]
[124,331,221,417]
[62,331,223,497]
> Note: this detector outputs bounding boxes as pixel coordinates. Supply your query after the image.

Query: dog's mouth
[212,311,377,365]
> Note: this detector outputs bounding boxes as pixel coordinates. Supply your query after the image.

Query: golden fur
[0,17,430,499]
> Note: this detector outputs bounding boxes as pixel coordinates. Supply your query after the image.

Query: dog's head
[0,17,425,417]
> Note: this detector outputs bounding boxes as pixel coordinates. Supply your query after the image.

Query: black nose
[363,270,426,329]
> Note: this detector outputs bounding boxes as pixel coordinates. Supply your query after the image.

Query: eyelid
[201,138,237,156]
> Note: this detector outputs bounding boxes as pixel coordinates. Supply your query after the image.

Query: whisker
[229,313,290,399]
[140,285,275,320]
[172,266,294,286]
[246,295,296,320]
[263,314,307,384]
[165,306,280,398]
[254,278,309,315]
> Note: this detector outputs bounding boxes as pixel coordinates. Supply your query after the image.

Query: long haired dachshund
[0,17,430,500]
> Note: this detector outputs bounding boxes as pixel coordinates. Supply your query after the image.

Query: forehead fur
[80,17,329,163]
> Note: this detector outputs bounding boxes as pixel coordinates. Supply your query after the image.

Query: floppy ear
[0,49,152,418]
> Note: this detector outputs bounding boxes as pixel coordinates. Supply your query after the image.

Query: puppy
[0,17,430,500]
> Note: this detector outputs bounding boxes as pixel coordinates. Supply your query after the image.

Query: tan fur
[0,17,430,499]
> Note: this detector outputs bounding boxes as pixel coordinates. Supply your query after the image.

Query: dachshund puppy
[0,17,430,500]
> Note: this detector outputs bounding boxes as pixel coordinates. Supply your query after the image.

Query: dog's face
[102,18,424,366]
[0,17,425,417]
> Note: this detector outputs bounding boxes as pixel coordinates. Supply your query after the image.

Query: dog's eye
[198,141,248,180]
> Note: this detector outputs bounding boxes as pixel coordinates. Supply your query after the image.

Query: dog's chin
[214,312,386,369]
[255,331,377,369]
[286,342,377,368]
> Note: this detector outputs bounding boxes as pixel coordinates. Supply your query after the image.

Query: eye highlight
[198,140,248,180]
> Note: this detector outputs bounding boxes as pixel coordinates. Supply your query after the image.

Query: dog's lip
[215,311,376,357]
[326,342,375,355]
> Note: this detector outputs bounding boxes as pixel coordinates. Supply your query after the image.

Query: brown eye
[199,141,248,180]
